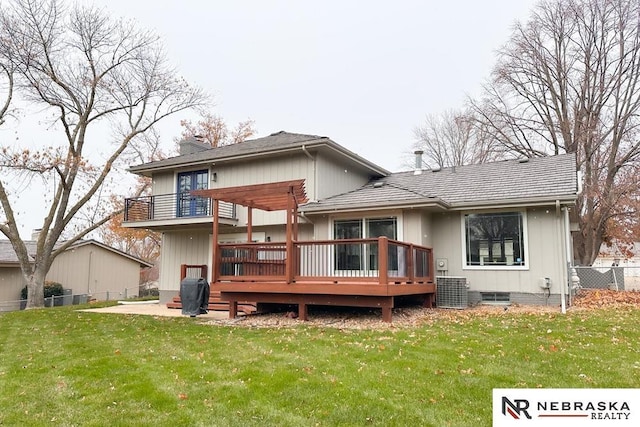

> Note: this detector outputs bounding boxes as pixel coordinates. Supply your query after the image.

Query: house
[0,238,153,311]
[591,242,640,290]
[123,131,578,320]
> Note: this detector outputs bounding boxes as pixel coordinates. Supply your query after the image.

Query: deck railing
[124,193,236,223]
[215,237,433,285]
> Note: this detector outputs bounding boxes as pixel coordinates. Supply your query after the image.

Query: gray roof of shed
[0,239,153,267]
[301,153,578,212]
[129,131,389,176]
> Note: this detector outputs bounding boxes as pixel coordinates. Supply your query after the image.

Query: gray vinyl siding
[159,231,211,297]
[430,207,569,297]
[0,267,25,310]
[47,244,141,299]
[152,171,177,195]
[213,154,313,227]
[315,153,372,200]
[0,243,145,308]
[402,210,424,246]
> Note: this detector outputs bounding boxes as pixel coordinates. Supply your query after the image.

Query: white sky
[4,0,539,238]
[92,0,537,170]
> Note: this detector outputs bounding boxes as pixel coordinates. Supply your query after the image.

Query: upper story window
[463,211,527,268]
[177,170,209,217]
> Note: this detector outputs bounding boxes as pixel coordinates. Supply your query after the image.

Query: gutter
[301,195,576,215]
[301,145,317,202]
[301,198,451,214]
[447,196,577,211]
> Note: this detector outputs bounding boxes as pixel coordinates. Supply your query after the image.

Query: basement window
[481,292,510,304]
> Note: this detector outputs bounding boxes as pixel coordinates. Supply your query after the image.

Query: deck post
[407,244,415,283]
[298,302,308,321]
[285,187,294,284]
[211,200,220,284]
[381,297,393,322]
[180,264,187,281]
[228,300,238,319]
[378,236,389,286]
[247,207,253,242]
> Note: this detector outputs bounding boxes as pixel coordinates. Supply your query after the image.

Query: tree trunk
[24,269,46,309]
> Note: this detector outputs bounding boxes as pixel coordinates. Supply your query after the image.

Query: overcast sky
[92,0,537,171]
[4,0,540,238]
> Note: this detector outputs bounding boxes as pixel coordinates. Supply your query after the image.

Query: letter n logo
[502,397,532,419]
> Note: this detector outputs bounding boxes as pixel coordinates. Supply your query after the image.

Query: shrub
[21,281,65,300]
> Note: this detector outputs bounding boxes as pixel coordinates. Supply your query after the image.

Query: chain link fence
[572,265,640,292]
[0,286,146,313]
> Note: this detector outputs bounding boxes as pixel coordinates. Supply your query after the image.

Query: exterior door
[177,170,208,217]
[333,217,398,273]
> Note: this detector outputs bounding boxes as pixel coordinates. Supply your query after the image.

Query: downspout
[563,206,573,310]
[301,145,317,200]
[299,211,314,224]
[556,200,566,314]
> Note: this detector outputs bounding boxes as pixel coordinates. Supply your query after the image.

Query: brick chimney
[179,135,209,155]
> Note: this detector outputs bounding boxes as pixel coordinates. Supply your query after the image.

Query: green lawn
[0,304,638,426]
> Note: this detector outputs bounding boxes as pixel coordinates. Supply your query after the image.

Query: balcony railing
[124,193,236,223]
[215,237,433,285]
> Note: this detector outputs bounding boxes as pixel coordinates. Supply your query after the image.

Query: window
[464,212,526,268]
[333,217,398,271]
[481,292,510,303]
[177,170,209,217]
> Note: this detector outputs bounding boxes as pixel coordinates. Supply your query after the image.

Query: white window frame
[461,210,529,271]
[329,214,404,241]
[329,214,403,276]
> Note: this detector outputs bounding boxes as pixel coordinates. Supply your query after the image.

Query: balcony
[123,193,236,225]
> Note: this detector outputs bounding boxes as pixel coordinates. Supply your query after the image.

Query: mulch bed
[571,288,640,308]
[204,289,640,330]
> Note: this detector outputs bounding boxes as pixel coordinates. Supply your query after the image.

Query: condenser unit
[436,276,468,309]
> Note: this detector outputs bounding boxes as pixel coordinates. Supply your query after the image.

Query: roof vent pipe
[414,150,424,175]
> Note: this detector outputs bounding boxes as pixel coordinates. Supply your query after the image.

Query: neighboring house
[594,242,640,270]
[123,131,578,316]
[592,242,640,290]
[0,239,153,310]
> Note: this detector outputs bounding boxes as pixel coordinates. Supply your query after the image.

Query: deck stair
[166,290,258,315]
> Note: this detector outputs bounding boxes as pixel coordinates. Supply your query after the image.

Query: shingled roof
[301,153,578,213]
[0,239,153,267]
[129,131,389,176]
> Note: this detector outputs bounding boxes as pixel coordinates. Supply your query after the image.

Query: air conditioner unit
[436,276,468,309]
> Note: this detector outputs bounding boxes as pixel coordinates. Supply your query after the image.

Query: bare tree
[471,0,640,265]
[413,109,506,168]
[0,64,12,126]
[178,112,256,148]
[0,0,208,307]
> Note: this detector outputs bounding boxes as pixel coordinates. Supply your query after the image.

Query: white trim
[461,209,529,271]
[327,212,404,241]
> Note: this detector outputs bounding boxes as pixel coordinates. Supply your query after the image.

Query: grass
[0,305,638,426]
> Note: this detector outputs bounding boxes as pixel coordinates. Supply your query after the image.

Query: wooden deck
[178,180,436,322]
[212,237,435,322]
[169,238,435,322]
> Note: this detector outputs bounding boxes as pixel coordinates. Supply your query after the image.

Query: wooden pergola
[191,179,308,283]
